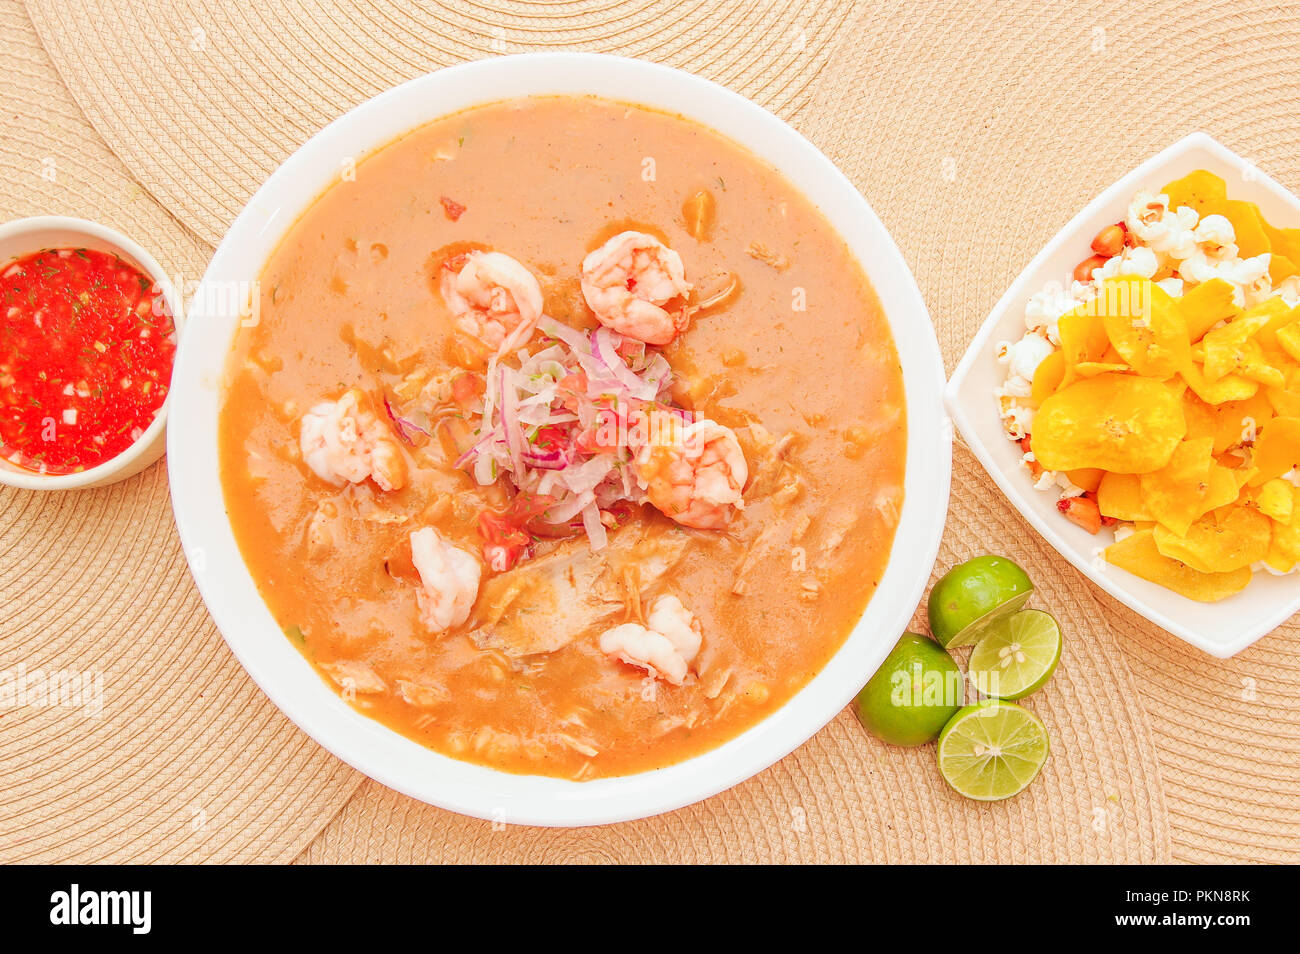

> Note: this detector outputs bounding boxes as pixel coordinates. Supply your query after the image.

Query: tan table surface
[1,0,1296,864]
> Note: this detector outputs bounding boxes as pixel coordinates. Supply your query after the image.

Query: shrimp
[634,418,747,529]
[440,250,544,354]
[598,595,702,685]
[409,527,481,632]
[580,231,692,345]
[300,388,407,491]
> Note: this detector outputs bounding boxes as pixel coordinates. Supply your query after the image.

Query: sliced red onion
[381,394,433,445]
[592,328,652,399]
[499,364,525,479]
[538,316,590,353]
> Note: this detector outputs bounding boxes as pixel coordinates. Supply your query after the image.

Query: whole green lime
[927,555,1034,648]
[854,632,964,746]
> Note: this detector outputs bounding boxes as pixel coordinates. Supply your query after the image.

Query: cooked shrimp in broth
[635,419,747,529]
[299,388,407,492]
[599,594,705,686]
[580,230,692,345]
[220,97,906,779]
[440,250,544,354]
[410,527,481,631]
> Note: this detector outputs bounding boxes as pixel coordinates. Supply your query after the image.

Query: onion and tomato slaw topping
[456,317,693,565]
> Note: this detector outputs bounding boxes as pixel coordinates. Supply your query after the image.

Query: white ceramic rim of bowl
[0,215,184,490]
[946,131,1300,659]
[168,52,951,825]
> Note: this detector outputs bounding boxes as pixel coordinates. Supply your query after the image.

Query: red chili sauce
[0,247,176,475]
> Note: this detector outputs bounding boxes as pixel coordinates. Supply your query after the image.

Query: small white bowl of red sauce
[0,216,183,490]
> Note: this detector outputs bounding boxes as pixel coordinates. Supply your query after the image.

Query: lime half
[968,609,1062,700]
[937,701,1050,801]
[927,555,1034,648]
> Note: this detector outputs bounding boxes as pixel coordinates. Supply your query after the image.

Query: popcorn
[997,331,1054,382]
[1191,213,1236,256]
[1000,397,1034,440]
[1032,467,1057,491]
[1091,244,1160,281]
[1024,282,1085,343]
[1155,276,1184,297]
[1180,250,1271,305]
[1125,191,1199,260]
[1278,275,1300,307]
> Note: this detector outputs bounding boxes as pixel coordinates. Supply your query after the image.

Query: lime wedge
[937,701,1049,801]
[927,555,1034,648]
[968,609,1062,700]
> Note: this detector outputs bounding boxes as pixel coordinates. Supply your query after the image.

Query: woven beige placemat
[27,0,854,247]
[297,449,1168,864]
[0,0,363,863]
[20,0,1291,862]
[801,0,1300,863]
[12,0,1172,863]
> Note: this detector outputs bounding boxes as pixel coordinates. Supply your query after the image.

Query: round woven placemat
[10,0,1294,863]
[800,0,1300,863]
[26,0,855,247]
[297,450,1168,864]
[0,1,362,864]
[12,0,1170,863]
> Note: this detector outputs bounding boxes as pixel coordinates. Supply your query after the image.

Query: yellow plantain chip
[1248,417,1300,486]
[1161,170,1227,216]
[1076,361,1130,377]
[1178,277,1240,343]
[1276,321,1300,364]
[1033,373,1186,473]
[1202,311,1276,385]
[1265,540,1297,574]
[1057,307,1110,386]
[1197,464,1245,520]
[1262,220,1300,271]
[1031,349,1066,406]
[1250,298,1297,348]
[1067,467,1105,493]
[1267,386,1300,418]
[1105,528,1252,602]
[1098,277,1190,379]
[1182,389,1219,446]
[1140,436,1216,536]
[1097,471,1151,521]
[1253,478,1295,524]
[1270,254,1298,285]
[1270,488,1300,563]
[1206,199,1272,258]
[1182,361,1259,404]
[1152,505,1271,573]
[1210,393,1274,454]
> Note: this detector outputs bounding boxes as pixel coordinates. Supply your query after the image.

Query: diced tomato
[451,372,485,412]
[557,371,587,412]
[529,424,570,456]
[573,406,623,454]
[440,196,466,221]
[478,493,555,571]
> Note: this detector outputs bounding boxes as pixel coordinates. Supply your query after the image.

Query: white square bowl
[946,132,1300,658]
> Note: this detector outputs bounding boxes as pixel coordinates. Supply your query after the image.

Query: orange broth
[218,96,906,778]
